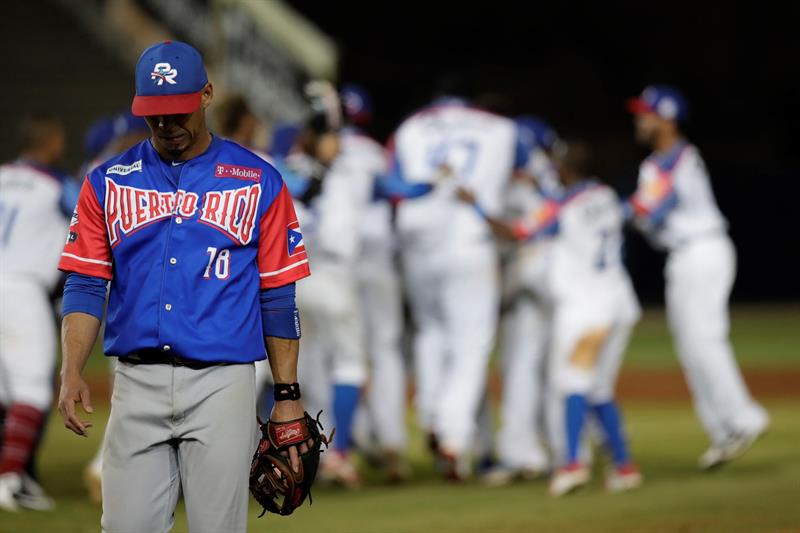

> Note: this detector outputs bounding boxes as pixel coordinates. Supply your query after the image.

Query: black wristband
[273,382,301,401]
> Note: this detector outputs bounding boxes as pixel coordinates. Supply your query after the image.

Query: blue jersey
[58,136,310,363]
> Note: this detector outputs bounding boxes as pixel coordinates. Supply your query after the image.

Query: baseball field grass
[2,305,799,533]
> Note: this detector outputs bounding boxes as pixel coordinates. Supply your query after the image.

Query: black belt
[118,350,230,370]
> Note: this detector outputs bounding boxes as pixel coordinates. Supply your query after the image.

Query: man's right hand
[58,372,94,437]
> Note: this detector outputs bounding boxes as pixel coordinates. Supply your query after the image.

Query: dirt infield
[615,368,799,401]
[83,368,798,405]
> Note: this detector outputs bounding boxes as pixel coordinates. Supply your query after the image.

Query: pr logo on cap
[131,40,207,117]
[151,63,177,86]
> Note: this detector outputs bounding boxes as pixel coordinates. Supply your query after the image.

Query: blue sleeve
[513,137,530,170]
[647,190,679,227]
[272,157,311,199]
[59,177,82,217]
[62,273,107,320]
[260,282,301,339]
[373,158,433,201]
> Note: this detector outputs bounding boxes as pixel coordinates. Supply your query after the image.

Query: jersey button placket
[158,161,190,353]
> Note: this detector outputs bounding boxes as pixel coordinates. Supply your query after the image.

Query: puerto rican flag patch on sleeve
[287,222,304,257]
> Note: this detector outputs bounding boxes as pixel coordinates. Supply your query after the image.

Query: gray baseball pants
[101,360,257,533]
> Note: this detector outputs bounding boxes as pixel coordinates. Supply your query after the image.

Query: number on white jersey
[427,139,479,180]
[0,201,19,247]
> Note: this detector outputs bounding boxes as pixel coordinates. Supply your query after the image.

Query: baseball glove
[249,411,333,517]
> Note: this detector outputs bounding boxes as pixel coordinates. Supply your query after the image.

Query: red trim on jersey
[258,184,310,289]
[58,177,113,279]
[512,200,560,241]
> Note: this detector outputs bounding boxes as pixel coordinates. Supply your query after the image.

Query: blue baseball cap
[269,124,301,159]
[131,40,208,117]
[84,116,115,157]
[627,85,688,122]
[113,111,149,137]
[515,116,558,152]
[341,84,373,125]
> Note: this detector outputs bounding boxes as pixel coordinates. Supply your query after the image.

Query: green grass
[613,304,800,370]
[4,304,798,532]
[6,401,799,533]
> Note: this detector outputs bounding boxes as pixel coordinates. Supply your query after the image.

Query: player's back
[301,130,381,265]
[638,142,727,250]
[549,182,632,304]
[392,100,517,251]
[0,162,69,288]
[338,129,394,257]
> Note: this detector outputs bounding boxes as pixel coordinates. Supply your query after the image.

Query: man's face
[144,84,213,158]
[633,111,663,146]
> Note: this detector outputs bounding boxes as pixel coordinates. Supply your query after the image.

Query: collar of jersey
[649,140,688,173]
[146,133,222,167]
[14,158,67,182]
[560,179,600,203]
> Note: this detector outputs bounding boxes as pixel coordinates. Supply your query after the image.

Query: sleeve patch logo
[106,160,143,176]
[287,222,304,256]
[214,163,262,182]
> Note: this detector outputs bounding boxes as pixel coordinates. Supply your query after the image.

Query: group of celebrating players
[0,51,770,515]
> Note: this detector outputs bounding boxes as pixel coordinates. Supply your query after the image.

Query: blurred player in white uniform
[0,115,78,511]
[341,85,410,482]
[390,85,518,479]
[626,85,768,469]
[267,83,374,487]
[460,141,642,496]
[482,117,562,485]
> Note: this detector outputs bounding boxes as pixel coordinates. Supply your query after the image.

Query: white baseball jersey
[298,131,378,265]
[337,128,391,257]
[515,182,629,305]
[0,162,70,289]
[631,142,727,251]
[391,99,518,251]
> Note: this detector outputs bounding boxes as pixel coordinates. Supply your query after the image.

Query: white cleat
[16,474,55,511]
[0,472,22,512]
[319,451,362,489]
[605,464,643,493]
[549,463,590,497]
[436,449,472,483]
[698,425,768,471]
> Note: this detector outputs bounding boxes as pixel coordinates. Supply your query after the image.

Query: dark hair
[216,95,254,137]
[561,140,595,179]
[17,114,62,153]
[433,70,475,99]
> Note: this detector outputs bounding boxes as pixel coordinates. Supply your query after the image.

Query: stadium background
[1,1,798,532]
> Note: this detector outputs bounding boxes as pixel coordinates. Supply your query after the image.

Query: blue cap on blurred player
[515,116,558,152]
[341,84,373,125]
[627,85,688,123]
[270,124,301,159]
[113,111,149,137]
[131,40,208,117]
[84,116,116,157]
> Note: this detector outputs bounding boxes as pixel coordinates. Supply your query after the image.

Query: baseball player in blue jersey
[626,85,769,469]
[56,41,311,532]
